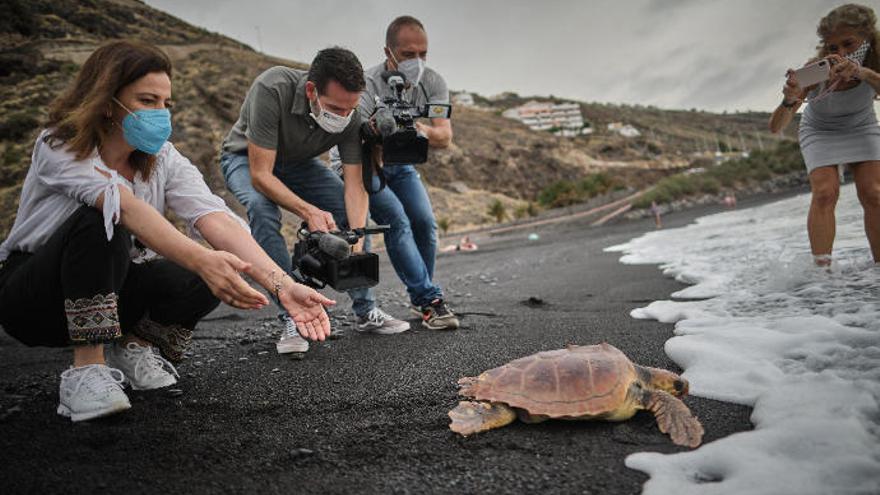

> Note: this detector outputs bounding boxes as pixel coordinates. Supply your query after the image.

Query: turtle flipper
[449,401,516,436]
[457,376,479,397]
[644,390,704,448]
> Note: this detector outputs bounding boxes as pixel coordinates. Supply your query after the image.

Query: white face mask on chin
[310,97,354,134]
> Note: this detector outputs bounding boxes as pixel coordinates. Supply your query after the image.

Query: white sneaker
[105,341,179,390]
[276,316,309,353]
[356,307,410,335]
[57,364,131,422]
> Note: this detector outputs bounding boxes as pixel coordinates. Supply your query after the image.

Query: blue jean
[219,152,375,317]
[369,164,442,307]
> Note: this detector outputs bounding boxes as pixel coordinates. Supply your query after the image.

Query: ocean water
[606,185,880,495]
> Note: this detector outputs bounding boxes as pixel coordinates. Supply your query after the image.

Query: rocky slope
[0,0,788,236]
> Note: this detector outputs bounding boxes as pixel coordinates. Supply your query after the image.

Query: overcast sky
[146,0,869,112]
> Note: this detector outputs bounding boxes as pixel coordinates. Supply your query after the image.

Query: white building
[606,122,641,138]
[503,100,591,137]
[452,92,475,107]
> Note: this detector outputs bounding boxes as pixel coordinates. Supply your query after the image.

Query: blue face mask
[113,97,172,155]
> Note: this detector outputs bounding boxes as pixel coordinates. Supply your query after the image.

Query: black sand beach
[0,193,801,494]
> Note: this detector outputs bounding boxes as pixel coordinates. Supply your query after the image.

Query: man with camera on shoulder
[219,47,410,356]
[354,16,459,330]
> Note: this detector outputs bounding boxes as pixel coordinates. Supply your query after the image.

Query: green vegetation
[0,112,40,141]
[437,217,451,235]
[487,199,507,223]
[633,141,803,208]
[514,202,540,219]
[537,172,619,208]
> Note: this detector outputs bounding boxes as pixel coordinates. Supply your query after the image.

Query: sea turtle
[448,343,704,447]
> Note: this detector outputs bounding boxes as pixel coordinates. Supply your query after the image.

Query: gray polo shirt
[359,62,450,117]
[221,66,362,165]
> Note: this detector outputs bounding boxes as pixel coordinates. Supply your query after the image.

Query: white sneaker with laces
[356,307,410,335]
[105,341,179,390]
[57,364,131,422]
[276,316,309,353]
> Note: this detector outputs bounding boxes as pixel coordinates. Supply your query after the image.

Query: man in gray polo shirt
[219,47,409,355]
[354,16,460,330]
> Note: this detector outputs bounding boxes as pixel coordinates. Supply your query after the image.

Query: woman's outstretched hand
[278,282,336,341]
[197,250,269,309]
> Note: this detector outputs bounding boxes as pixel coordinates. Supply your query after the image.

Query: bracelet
[269,270,290,299]
[781,98,799,108]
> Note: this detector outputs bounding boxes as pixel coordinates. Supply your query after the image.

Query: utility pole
[255,25,264,53]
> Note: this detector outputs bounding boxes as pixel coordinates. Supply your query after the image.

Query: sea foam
[606,185,880,495]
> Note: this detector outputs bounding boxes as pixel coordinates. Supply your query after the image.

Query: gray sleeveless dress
[798,80,880,173]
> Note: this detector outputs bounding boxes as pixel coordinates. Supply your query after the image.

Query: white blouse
[0,130,248,263]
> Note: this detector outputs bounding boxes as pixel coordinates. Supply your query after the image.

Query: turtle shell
[458,343,637,418]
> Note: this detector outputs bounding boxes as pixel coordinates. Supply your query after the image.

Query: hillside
[0,0,790,236]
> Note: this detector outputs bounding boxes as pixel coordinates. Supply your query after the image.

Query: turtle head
[644,367,689,397]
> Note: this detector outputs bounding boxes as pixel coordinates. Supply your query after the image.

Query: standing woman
[0,40,335,422]
[769,3,880,265]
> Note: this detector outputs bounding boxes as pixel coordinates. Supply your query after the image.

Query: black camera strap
[361,136,386,194]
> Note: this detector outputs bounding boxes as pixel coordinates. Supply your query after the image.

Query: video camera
[360,70,452,166]
[291,223,389,291]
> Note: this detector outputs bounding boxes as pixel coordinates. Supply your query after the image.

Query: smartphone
[791,59,830,87]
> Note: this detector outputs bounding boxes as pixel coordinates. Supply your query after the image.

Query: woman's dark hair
[307,47,365,94]
[45,40,173,179]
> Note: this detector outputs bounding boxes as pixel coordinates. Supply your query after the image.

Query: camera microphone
[317,233,352,260]
[381,70,406,84]
[374,107,398,137]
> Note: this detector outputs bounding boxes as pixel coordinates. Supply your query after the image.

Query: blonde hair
[45,40,173,179]
[816,3,879,73]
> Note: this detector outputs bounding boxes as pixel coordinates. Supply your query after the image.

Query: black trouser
[0,206,219,347]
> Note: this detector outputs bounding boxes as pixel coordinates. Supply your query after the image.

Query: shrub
[634,140,804,209]
[487,199,507,223]
[0,112,40,141]
[437,217,451,235]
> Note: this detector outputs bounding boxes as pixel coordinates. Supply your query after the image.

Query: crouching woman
[0,40,335,422]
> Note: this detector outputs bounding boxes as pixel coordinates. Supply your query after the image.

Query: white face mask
[309,96,354,134]
[389,50,425,87]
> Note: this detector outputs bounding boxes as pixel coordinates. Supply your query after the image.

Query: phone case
[793,59,830,87]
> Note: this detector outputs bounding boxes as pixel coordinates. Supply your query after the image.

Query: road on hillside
[0,203,757,494]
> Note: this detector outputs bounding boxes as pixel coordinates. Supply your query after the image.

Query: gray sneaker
[57,364,131,422]
[276,316,309,353]
[356,308,410,335]
[105,341,179,391]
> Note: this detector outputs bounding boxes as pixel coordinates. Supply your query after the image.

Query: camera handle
[360,121,387,194]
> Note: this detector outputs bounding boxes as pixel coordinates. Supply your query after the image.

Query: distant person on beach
[331,16,459,330]
[723,192,737,209]
[0,41,334,422]
[440,235,478,253]
[769,3,880,266]
[220,48,410,355]
[650,201,663,229]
